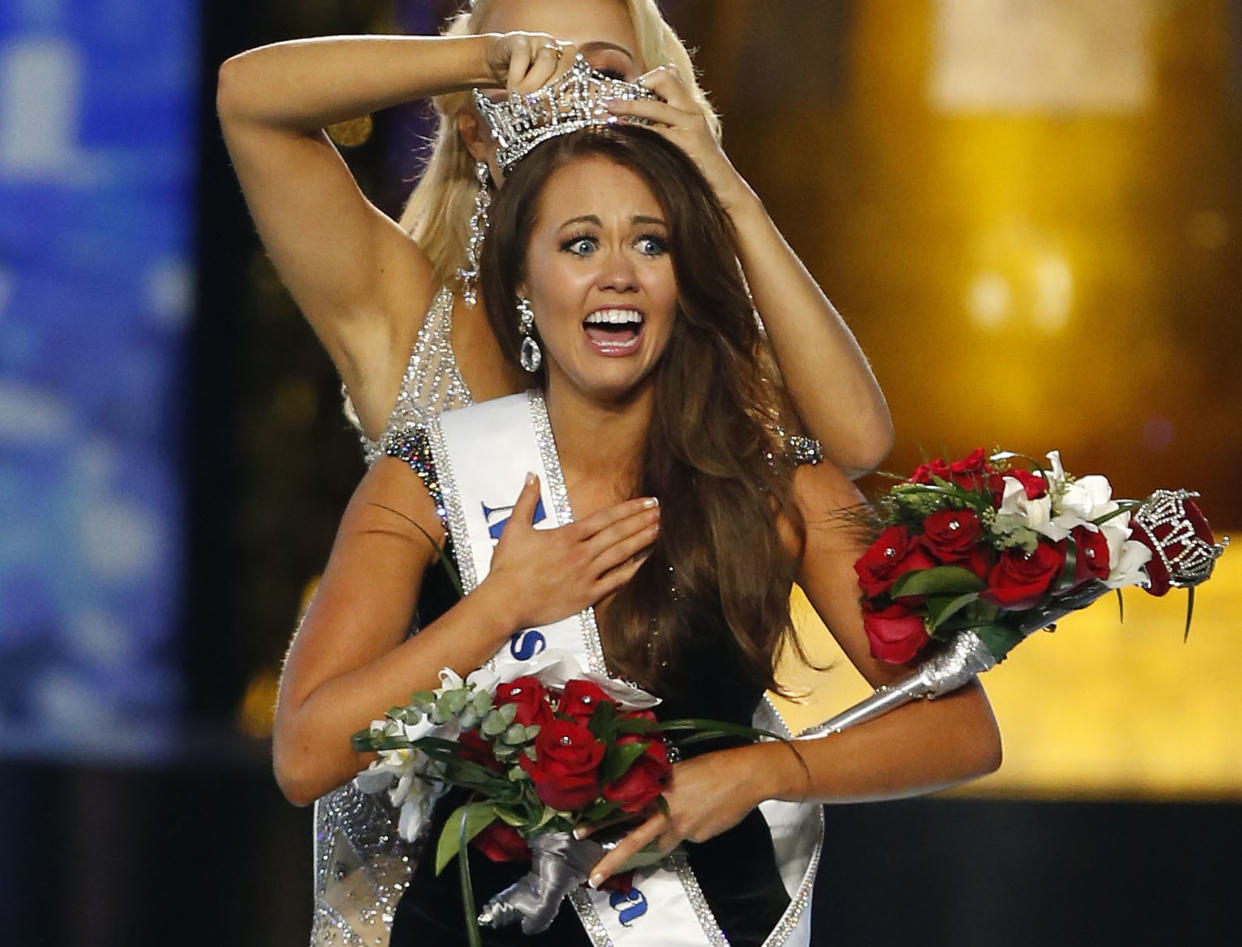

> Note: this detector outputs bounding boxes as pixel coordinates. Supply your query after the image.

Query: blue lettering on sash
[608,888,648,926]
[483,497,547,541]
[509,628,546,661]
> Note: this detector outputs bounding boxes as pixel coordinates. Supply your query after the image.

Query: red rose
[520,718,605,811]
[908,457,952,485]
[963,545,995,582]
[1069,526,1110,588]
[862,600,930,664]
[948,448,1001,493]
[557,679,614,724]
[602,734,671,814]
[1006,469,1047,500]
[472,821,531,863]
[854,525,938,598]
[495,676,553,728]
[919,509,982,563]
[458,729,502,772]
[981,541,1067,610]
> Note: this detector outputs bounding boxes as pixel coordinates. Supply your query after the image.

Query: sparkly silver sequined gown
[311,287,472,947]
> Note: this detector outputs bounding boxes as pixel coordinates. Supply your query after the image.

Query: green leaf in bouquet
[1053,538,1078,593]
[471,689,493,716]
[388,704,421,725]
[441,689,470,716]
[353,733,413,752]
[587,699,617,740]
[434,802,496,875]
[409,690,435,713]
[535,806,562,830]
[584,799,621,822]
[524,745,537,761]
[972,622,1025,662]
[926,592,981,631]
[481,709,509,737]
[614,715,659,735]
[523,724,541,741]
[492,805,528,827]
[502,723,527,745]
[507,765,529,783]
[652,719,781,742]
[493,743,519,764]
[600,740,650,785]
[890,565,986,599]
[458,708,481,731]
[497,702,519,726]
[458,810,483,947]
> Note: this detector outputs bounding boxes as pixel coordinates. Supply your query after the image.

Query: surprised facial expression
[521,156,678,405]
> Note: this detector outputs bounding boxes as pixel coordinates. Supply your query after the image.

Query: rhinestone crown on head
[473,55,658,172]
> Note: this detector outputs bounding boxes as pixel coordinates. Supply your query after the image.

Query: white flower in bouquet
[1104,536,1153,589]
[996,476,1053,536]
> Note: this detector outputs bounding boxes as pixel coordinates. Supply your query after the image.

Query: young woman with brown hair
[272,125,1000,947]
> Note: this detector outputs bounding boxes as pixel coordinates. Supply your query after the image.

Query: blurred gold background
[691,0,1242,798]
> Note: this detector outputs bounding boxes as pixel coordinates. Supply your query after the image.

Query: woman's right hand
[485,32,578,94]
[483,474,659,630]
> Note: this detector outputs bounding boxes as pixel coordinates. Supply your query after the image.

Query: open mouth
[583,308,644,356]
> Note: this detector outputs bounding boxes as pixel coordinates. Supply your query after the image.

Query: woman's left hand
[603,66,752,215]
[584,745,771,888]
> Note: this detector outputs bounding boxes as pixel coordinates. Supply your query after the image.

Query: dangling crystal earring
[458,161,492,309]
[516,295,542,372]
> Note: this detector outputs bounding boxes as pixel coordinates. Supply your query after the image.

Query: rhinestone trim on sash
[526,389,610,676]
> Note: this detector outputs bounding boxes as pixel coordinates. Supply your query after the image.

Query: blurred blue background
[0,4,193,756]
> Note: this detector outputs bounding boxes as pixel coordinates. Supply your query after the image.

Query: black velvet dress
[388,560,793,947]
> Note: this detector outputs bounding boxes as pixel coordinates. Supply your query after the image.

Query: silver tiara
[473,55,658,172]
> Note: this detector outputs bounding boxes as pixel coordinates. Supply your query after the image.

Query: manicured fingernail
[573,826,586,840]
[588,873,605,889]
[525,472,536,485]
[642,497,659,508]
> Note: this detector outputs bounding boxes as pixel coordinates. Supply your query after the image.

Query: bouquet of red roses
[351,655,765,938]
[805,449,1226,737]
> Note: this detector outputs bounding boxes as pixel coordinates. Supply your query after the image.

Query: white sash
[425,390,822,947]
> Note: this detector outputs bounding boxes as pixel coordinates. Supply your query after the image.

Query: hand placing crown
[473,55,660,172]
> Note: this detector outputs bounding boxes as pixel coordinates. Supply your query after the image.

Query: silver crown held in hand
[473,55,659,172]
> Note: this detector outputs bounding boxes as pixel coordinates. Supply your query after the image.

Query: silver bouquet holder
[477,831,605,934]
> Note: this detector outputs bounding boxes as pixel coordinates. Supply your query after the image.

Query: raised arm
[605,69,894,477]
[216,33,576,437]
[273,459,661,806]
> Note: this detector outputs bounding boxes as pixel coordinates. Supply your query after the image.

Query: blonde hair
[398,0,720,288]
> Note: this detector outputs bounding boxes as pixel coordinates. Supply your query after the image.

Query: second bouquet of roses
[351,653,772,937]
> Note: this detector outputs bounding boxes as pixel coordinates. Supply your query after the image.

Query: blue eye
[636,235,667,256]
[561,235,597,257]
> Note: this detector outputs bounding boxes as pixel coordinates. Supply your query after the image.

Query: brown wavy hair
[479,126,804,696]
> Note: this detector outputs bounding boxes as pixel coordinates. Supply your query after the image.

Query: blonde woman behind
[217,0,893,471]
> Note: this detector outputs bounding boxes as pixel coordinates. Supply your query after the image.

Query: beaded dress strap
[378,423,449,535]
[786,434,823,466]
